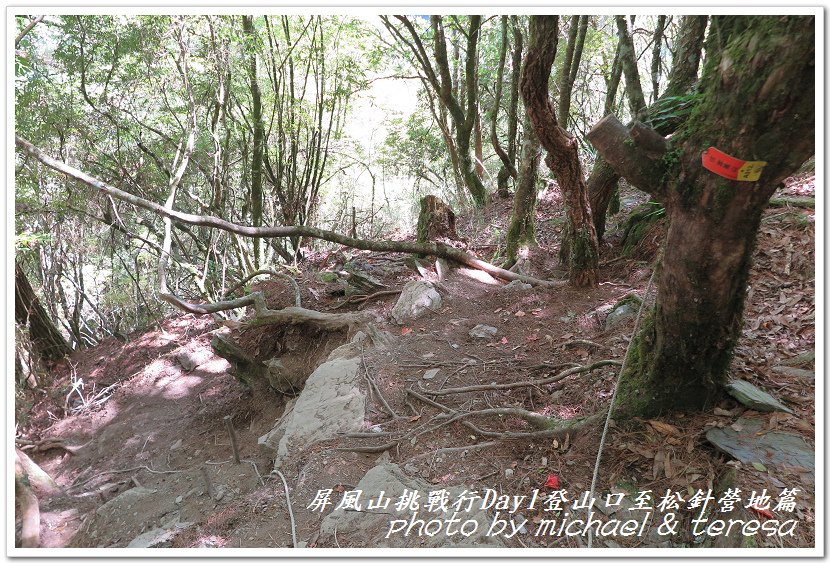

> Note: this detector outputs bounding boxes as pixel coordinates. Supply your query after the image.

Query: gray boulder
[389,281,442,325]
[319,463,505,547]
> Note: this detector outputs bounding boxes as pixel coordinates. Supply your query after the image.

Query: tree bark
[615,15,646,117]
[15,262,72,362]
[520,16,598,287]
[650,15,667,103]
[589,15,815,415]
[505,113,541,266]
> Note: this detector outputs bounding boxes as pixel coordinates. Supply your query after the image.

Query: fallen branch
[16,135,565,289]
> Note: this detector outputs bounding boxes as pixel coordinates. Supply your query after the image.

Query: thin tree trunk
[615,15,647,117]
[505,113,540,266]
[557,15,588,126]
[588,15,815,414]
[650,15,667,103]
[491,16,518,197]
[242,15,264,269]
[520,15,598,287]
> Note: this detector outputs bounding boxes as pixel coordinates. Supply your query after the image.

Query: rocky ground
[14,172,816,551]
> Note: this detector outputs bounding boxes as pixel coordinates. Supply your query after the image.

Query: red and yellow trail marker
[702,147,767,182]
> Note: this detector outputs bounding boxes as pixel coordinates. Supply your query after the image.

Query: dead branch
[421,360,621,396]
[16,135,564,289]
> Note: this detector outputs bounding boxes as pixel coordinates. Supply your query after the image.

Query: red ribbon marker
[701,147,767,182]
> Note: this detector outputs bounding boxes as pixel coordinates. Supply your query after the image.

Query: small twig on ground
[224,415,241,463]
[333,441,399,454]
[562,339,602,349]
[361,347,400,419]
[243,458,265,486]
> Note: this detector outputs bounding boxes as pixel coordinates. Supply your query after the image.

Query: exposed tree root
[14,449,64,548]
[420,359,621,397]
[407,387,605,440]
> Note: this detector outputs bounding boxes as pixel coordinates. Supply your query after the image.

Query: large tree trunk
[505,114,541,266]
[588,15,815,415]
[520,16,598,287]
[15,262,71,362]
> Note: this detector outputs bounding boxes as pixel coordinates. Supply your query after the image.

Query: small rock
[541,456,548,467]
[423,368,440,380]
[403,463,419,475]
[780,350,814,367]
[725,379,794,413]
[604,299,641,330]
[772,366,814,380]
[170,439,183,451]
[469,325,498,339]
[175,495,183,504]
[504,468,514,478]
[503,280,532,291]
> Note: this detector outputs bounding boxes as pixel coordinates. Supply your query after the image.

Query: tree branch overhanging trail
[16,136,565,305]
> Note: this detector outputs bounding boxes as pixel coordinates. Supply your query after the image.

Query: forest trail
[16,175,815,549]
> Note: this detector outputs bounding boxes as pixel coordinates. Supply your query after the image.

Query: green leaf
[752,461,767,472]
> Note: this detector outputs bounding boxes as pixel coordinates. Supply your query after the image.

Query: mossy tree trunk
[520,16,598,287]
[505,114,541,266]
[588,15,815,415]
[588,16,708,240]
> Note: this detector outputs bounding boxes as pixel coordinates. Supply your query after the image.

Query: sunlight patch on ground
[157,374,203,400]
[457,268,500,285]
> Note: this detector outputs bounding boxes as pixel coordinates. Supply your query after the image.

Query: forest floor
[15,172,816,551]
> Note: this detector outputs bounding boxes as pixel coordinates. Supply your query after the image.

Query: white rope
[587,268,657,548]
[272,469,298,548]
